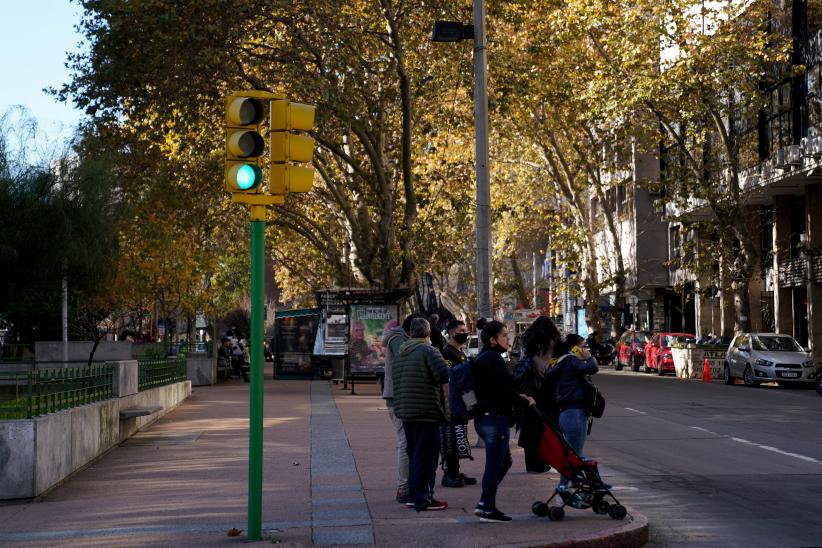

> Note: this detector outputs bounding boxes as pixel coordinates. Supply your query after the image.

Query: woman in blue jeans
[472,320,535,523]
[545,334,599,492]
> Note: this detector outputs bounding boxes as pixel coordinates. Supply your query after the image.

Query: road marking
[729,437,822,465]
[624,407,647,415]
[687,427,822,464]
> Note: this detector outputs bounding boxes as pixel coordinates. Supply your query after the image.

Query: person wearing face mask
[513,316,563,473]
[439,320,478,488]
[472,320,536,523]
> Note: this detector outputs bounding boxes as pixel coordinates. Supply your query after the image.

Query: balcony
[777,257,806,288]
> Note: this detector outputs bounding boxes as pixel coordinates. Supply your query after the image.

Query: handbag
[581,375,605,419]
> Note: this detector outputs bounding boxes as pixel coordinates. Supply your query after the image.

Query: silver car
[724,333,821,387]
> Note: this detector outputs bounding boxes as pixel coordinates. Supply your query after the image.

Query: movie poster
[348,305,398,374]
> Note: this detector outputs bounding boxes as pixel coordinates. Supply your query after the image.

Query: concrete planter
[0,379,191,500]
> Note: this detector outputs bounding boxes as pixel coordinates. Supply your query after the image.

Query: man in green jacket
[393,317,450,511]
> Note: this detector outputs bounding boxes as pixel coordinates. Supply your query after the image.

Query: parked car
[644,332,696,375]
[616,330,651,371]
[466,335,479,358]
[724,333,821,387]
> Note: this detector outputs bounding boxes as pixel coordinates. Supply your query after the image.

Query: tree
[559,0,791,334]
[58,0,479,307]
[0,111,121,347]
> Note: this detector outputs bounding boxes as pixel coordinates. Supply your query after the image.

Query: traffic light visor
[228,130,265,158]
[271,101,316,131]
[270,133,316,163]
[227,97,265,126]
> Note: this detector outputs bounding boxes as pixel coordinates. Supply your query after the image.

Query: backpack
[448,358,480,419]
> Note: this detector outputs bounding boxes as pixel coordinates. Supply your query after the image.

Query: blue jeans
[475,414,512,510]
[558,407,589,488]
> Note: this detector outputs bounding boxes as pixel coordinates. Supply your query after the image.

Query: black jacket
[545,353,599,411]
[441,343,466,368]
[473,345,525,419]
[514,355,560,452]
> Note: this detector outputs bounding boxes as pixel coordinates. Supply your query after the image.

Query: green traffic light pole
[248,205,266,540]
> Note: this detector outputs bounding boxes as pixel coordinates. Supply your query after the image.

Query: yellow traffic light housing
[270,99,316,194]
[225,95,266,192]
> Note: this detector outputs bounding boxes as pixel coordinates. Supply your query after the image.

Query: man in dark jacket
[393,317,450,511]
[440,320,477,488]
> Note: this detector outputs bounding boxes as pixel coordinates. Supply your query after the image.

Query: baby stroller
[529,408,627,522]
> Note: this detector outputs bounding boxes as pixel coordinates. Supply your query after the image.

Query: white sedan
[724,333,821,387]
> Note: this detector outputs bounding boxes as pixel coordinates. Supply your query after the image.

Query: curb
[496,510,649,548]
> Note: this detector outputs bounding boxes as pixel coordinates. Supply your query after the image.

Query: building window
[808,63,822,133]
[765,82,793,155]
[670,226,682,263]
[790,196,806,260]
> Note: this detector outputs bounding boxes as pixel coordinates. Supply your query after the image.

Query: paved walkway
[0,379,647,547]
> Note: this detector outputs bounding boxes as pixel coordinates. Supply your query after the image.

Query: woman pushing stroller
[544,333,610,493]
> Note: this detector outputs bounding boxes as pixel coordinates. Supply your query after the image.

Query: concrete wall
[0,421,34,499]
[0,380,191,500]
[186,353,216,386]
[35,341,132,364]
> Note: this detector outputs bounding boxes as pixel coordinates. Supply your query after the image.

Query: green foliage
[0,111,121,343]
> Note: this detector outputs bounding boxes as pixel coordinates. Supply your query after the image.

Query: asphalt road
[586,369,822,547]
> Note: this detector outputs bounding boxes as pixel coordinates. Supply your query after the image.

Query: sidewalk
[0,379,648,547]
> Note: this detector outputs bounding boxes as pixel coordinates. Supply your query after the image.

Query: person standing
[382,316,413,503]
[392,318,450,511]
[439,319,477,488]
[472,320,535,522]
[514,316,563,473]
[545,333,600,493]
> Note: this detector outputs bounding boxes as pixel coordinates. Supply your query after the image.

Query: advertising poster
[276,314,319,377]
[349,305,398,374]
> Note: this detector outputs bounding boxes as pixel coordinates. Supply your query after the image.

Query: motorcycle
[587,339,616,366]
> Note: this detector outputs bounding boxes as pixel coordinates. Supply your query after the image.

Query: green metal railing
[138,358,187,391]
[0,364,113,419]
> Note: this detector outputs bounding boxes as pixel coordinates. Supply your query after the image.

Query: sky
[0,1,86,145]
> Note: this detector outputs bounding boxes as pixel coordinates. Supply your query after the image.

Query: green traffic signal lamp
[227,163,263,191]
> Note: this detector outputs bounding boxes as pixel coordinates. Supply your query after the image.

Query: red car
[616,330,651,371]
[644,332,695,375]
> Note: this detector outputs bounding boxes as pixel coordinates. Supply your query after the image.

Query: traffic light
[225,94,266,193]
[270,99,316,194]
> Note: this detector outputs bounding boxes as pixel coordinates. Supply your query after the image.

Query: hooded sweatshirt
[392,338,450,422]
[381,326,409,402]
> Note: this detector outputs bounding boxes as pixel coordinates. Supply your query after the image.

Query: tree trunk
[509,254,530,308]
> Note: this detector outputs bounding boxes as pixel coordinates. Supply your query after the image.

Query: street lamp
[431,2,493,321]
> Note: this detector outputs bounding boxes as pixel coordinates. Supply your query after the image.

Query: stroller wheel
[608,504,628,520]
[593,499,610,515]
[532,501,548,517]
[548,506,565,521]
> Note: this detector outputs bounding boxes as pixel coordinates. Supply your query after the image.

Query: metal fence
[138,358,187,391]
[0,364,113,420]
